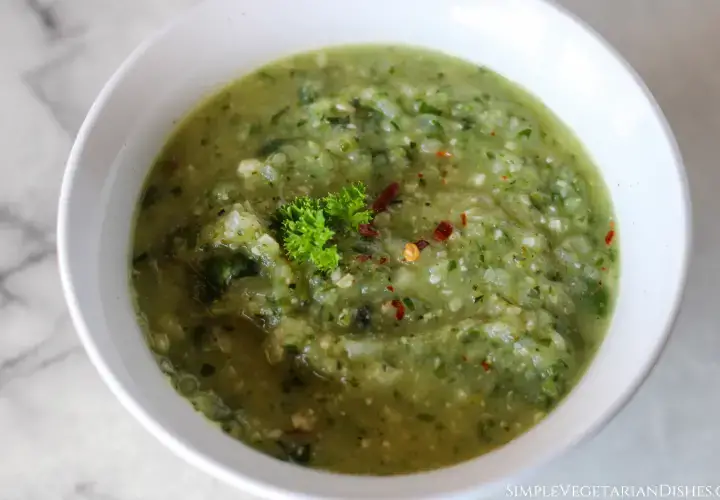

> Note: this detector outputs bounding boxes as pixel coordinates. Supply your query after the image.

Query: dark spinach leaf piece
[196,252,259,303]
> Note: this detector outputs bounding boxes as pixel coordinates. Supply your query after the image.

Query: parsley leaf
[276,183,372,273]
[418,101,443,116]
[324,182,373,230]
[278,197,339,273]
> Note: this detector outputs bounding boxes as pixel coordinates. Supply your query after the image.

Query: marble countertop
[2,1,719,498]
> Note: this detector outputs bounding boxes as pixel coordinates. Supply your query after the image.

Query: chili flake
[359,224,379,237]
[460,212,467,227]
[481,361,491,372]
[386,285,395,292]
[433,220,454,241]
[415,239,430,250]
[391,299,405,320]
[356,254,372,263]
[372,182,400,212]
[605,229,615,245]
[435,150,453,158]
[378,257,389,265]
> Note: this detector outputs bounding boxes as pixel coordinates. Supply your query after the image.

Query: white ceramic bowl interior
[58,0,690,499]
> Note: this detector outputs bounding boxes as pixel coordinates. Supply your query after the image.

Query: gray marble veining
[1,1,719,499]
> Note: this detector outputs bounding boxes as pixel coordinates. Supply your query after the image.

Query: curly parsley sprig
[324,182,373,230]
[277,183,373,273]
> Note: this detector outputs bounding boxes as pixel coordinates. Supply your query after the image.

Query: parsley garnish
[325,182,373,231]
[277,183,373,273]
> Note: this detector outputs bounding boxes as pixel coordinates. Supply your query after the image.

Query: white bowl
[57,0,691,498]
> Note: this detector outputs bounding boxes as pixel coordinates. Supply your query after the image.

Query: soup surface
[131,45,618,475]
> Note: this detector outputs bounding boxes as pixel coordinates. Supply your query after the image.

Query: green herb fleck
[586,282,609,317]
[428,118,445,137]
[326,115,351,126]
[608,247,617,263]
[419,101,443,116]
[402,297,415,311]
[477,417,496,443]
[461,118,475,130]
[517,128,532,139]
[132,252,148,265]
[270,106,290,125]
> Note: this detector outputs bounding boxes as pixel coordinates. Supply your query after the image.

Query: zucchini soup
[130,45,618,475]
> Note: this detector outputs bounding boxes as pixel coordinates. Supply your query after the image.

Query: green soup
[131,45,618,475]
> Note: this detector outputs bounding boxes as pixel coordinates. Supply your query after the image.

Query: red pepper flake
[501,175,508,181]
[460,212,467,227]
[391,299,405,320]
[372,182,400,213]
[481,361,491,372]
[417,172,424,178]
[378,257,389,265]
[605,229,615,245]
[386,285,395,292]
[601,267,607,271]
[433,220,454,241]
[490,131,496,136]
[415,239,430,250]
[358,223,379,237]
[356,254,372,263]
[435,150,453,158]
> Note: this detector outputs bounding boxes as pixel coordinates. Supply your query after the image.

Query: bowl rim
[57,0,692,498]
